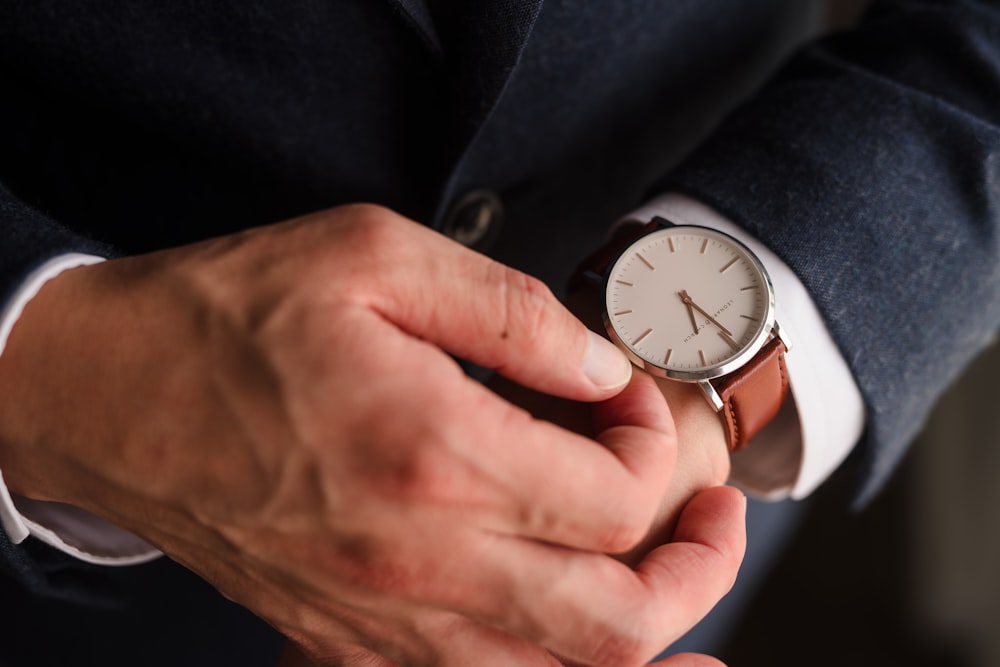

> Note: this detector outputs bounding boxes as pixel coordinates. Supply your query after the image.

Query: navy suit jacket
[0,1,998,663]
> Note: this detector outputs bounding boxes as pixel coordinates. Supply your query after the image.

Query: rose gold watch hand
[679,290,734,338]
[678,290,700,335]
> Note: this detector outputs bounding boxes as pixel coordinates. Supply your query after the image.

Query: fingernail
[582,330,632,390]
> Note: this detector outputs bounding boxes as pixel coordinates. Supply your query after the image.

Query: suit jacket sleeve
[663,0,1000,504]
[0,184,117,598]
[0,183,113,305]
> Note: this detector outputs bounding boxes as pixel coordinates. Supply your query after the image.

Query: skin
[562,282,734,566]
[0,203,741,666]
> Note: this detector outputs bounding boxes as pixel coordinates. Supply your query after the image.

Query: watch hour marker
[700,239,709,254]
[740,285,758,291]
[664,349,673,365]
[613,309,633,316]
[615,279,634,287]
[668,238,676,252]
[632,328,653,345]
[699,350,707,365]
[636,253,655,270]
[740,314,760,321]
[719,257,739,273]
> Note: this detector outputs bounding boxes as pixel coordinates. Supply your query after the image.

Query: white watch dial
[604,225,775,380]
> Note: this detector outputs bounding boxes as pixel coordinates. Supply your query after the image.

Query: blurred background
[666,2,1000,664]
[715,339,1000,666]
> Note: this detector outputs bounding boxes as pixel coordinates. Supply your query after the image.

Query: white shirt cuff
[627,194,866,499]
[0,253,160,565]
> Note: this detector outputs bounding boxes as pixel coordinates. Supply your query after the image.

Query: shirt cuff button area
[441,189,504,250]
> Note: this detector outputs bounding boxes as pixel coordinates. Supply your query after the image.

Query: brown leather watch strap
[569,220,659,291]
[712,336,789,451]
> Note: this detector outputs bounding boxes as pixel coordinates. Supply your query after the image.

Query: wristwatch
[575,216,791,451]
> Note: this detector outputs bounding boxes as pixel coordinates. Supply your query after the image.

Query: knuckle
[364,405,470,507]
[340,201,397,223]
[511,271,558,322]
[347,548,420,598]
[516,269,556,302]
[491,264,558,343]
[320,204,421,308]
[342,203,407,250]
[385,440,449,502]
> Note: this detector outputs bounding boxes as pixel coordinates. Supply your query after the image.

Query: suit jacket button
[442,189,504,249]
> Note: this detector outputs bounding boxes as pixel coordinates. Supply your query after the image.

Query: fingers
[443,485,746,667]
[591,367,675,439]
[278,615,565,667]
[336,206,631,401]
[407,615,565,667]
[630,486,747,642]
[293,206,665,549]
[264,207,738,666]
[297,307,671,554]
[433,368,676,553]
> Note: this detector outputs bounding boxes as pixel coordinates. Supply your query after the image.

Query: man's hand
[562,279,734,565]
[0,204,745,666]
[280,644,732,667]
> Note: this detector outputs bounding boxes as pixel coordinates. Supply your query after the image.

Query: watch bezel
[602,224,778,382]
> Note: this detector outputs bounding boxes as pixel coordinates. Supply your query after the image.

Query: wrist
[565,270,730,487]
[565,277,730,562]
[0,262,86,502]
[652,376,731,492]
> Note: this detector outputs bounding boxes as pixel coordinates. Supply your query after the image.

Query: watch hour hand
[678,290,700,335]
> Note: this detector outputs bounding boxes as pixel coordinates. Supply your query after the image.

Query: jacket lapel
[436,0,544,220]
[387,0,542,129]
[386,0,445,55]
[447,0,543,131]
[387,0,544,218]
